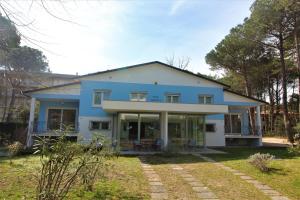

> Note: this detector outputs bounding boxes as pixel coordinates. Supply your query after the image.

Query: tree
[248,0,296,142]
[166,55,191,70]
[0,15,49,122]
[205,22,273,134]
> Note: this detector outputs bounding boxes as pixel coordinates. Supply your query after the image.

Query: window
[206,123,216,132]
[166,94,180,103]
[93,90,110,106]
[130,92,147,101]
[90,121,110,130]
[199,95,213,104]
[47,108,76,131]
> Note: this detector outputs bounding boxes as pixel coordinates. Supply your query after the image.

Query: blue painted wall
[33,80,259,135]
[79,80,226,117]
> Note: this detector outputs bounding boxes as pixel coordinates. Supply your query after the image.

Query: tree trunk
[267,77,275,132]
[6,87,16,122]
[242,66,256,135]
[294,16,300,121]
[279,33,293,142]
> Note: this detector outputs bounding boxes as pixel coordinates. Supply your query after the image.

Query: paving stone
[192,186,210,192]
[262,189,281,196]
[183,177,197,182]
[149,181,163,186]
[180,174,193,178]
[189,182,204,187]
[254,184,272,190]
[151,185,166,193]
[270,196,290,200]
[148,177,161,182]
[151,193,168,199]
[233,172,245,176]
[197,192,218,199]
[240,176,253,180]
[245,179,261,185]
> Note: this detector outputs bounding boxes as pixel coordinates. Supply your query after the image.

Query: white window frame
[93,90,110,107]
[199,95,213,104]
[165,93,180,103]
[130,92,147,102]
[89,121,111,131]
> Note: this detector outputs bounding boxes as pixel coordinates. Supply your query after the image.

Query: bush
[8,141,23,157]
[288,133,300,155]
[248,153,275,172]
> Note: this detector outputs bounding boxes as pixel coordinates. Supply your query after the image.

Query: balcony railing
[224,126,262,136]
[32,121,79,135]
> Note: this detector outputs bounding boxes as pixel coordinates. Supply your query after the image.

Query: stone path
[139,157,168,200]
[193,153,290,200]
[170,164,219,200]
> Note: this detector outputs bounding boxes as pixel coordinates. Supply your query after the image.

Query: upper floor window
[199,95,213,104]
[166,93,180,103]
[130,92,147,102]
[93,90,110,106]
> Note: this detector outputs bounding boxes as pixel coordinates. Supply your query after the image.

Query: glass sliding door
[47,108,77,131]
[140,114,160,141]
[119,114,139,150]
[168,114,205,149]
[225,114,242,135]
[187,115,205,146]
[119,113,160,150]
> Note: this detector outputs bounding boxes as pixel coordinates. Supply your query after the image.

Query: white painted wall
[224,91,259,104]
[31,84,81,95]
[78,116,113,144]
[80,63,224,88]
[205,119,225,147]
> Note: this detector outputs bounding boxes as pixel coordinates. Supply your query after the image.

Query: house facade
[0,70,76,122]
[25,61,265,150]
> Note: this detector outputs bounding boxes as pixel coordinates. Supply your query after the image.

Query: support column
[26,97,36,147]
[138,114,141,142]
[256,105,263,146]
[161,112,168,149]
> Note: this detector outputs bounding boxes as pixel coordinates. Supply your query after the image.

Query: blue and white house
[25,61,266,150]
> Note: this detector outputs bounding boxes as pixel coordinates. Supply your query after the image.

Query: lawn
[0,147,298,200]
[209,147,300,200]
[0,155,150,200]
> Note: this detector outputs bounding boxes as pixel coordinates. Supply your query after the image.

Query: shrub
[288,133,300,155]
[248,153,275,172]
[34,132,116,200]
[8,141,23,156]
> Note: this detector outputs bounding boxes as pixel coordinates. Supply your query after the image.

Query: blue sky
[16,0,253,76]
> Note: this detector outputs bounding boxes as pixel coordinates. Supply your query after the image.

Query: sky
[12,0,254,76]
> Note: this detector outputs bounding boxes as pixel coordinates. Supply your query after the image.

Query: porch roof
[102,100,228,114]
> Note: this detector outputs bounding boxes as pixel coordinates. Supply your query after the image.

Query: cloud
[169,0,186,16]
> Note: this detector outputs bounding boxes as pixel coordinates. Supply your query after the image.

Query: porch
[104,100,229,151]
[26,97,80,146]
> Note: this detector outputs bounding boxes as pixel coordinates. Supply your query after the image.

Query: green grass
[0,148,298,200]
[209,147,300,200]
[0,155,150,200]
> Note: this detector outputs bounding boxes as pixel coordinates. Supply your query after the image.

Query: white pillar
[26,97,36,147]
[256,105,263,146]
[161,112,168,149]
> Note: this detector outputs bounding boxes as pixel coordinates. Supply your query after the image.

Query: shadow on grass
[74,180,148,200]
[132,146,298,165]
[266,167,287,176]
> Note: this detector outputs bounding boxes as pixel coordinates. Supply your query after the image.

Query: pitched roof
[77,61,230,87]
